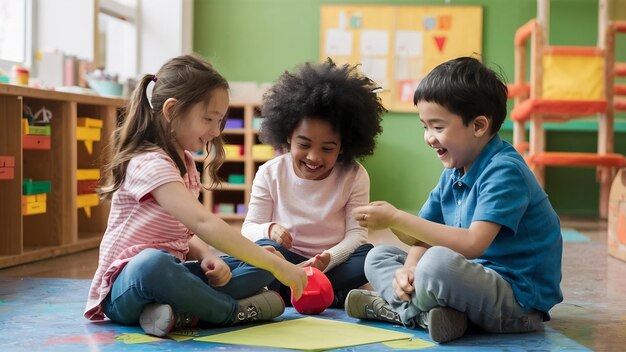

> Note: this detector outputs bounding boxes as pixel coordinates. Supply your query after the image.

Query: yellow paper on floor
[194,317,412,350]
[383,338,435,349]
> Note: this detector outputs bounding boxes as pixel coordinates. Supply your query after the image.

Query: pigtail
[204,121,226,189]
[98,54,230,198]
[99,75,159,198]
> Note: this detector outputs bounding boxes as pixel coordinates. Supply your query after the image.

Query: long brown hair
[99,54,229,199]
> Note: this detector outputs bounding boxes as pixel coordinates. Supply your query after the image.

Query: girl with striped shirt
[84,55,307,338]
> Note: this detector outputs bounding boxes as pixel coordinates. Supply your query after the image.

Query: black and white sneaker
[344,289,405,326]
[232,290,285,325]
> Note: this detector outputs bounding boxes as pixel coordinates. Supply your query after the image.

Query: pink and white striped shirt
[84,149,200,321]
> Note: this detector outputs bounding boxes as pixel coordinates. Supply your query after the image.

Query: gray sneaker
[139,303,198,337]
[418,307,467,343]
[344,289,404,326]
[233,290,285,325]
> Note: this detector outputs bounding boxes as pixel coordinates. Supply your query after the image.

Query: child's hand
[201,256,232,287]
[298,252,331,272]
[392,267,415,302]
[269,223,293,249]
[353,201,398,229]
[273,262,308,300]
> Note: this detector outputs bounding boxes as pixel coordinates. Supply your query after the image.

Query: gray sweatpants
[365,245,545,333]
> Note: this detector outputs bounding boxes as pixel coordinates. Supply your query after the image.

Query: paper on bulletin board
[325,29,353,56]
[320,5,483,113]
[395,30,423,58]
[361,57,388,82]
[360,30,389,56]
[320,6,396,109]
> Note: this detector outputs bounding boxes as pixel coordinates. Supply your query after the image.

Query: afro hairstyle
[259,59,385,163]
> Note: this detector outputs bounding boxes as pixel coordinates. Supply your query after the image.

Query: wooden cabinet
[0,85,266,268]
[0,83,124,269]
[195,101,273,227]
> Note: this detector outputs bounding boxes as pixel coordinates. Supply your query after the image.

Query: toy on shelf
[227,174,245,184]
[224,144,244,161]
[508,0,626,218]
[252,144,275,161]
[291,266,334,315]
[213,203,235,215]
[225,118,243,129]
[22,134,51,150]
[252,117,263,130]
[77,117,103,155]
[22,105,53,150]
[0,156,15,180]
[76,168,100,217]
[22,178,51,194]
[22,179,51,216]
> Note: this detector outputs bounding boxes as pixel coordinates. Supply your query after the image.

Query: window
[0,0,32,70]
[98,0,139,80]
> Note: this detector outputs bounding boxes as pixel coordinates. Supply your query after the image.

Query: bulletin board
[320,5,482,112]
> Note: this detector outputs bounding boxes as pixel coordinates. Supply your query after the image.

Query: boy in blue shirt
[345,57,563,344]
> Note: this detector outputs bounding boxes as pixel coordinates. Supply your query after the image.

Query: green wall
[194,0,625,217]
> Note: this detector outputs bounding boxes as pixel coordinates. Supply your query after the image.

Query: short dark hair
[260,59,385,163]
[413,56,508,134]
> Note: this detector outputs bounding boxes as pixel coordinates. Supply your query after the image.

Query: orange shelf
[528,152,626,168]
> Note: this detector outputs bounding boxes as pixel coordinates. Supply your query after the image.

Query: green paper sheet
[194,317,413,351]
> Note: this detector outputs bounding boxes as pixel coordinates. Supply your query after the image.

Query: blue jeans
[253,239,373,308]
[365,245,545,333]
[101,248,274,326]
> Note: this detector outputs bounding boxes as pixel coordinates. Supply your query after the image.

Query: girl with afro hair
[241,59,385,308]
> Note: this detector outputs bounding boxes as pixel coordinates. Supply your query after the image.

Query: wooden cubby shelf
[0,85,265,267]
[197,101,273,226]
[0,83,125,269]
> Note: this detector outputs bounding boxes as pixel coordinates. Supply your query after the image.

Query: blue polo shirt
[419,135,563,313]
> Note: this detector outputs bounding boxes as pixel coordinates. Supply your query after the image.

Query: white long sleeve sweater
[241,153,369,272]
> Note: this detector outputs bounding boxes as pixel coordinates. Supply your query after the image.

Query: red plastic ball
[291,266,334,315]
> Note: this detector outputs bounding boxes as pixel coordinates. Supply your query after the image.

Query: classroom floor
[0,217,624,351]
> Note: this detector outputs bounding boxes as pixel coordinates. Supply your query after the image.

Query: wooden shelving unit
[0,83,125,269]
[195,101,273,227]
[0,87,266,267]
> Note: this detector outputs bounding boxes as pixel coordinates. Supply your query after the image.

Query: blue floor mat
[562,228,591,242]
[0,277,590,351]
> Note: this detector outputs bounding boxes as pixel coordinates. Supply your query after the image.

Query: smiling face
[170,88,229,157]
[288,117,342,180]
[417,101,490,175]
